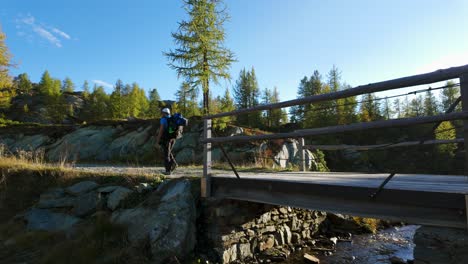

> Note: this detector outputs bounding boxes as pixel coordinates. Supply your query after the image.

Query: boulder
[24,208,81,232]
[66,181,99,196]
[37,196,75,209]
[72,191,102,217]
[97,185,120,193]
[107,187,133,210]
[149,180,197,263]
[111,180,196,264]
[175,148,195,164]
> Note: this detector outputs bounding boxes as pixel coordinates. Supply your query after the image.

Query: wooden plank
[212,173,468,194]
[304,139,464,151]
[204,111,468,144]
[201,119,212,198]
[204,64,468,119]
[299,137,306,172]
[211,177,466,228]
[461,73,468,175]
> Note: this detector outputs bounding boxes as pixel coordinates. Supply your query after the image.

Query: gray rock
[37,196,75,209]
[149,180,196,263]
[112,180,196,264]
[107,187,133,210]
[175,148,195,164]
[111,207,160,242]
[24,208,81,232]
[72,191,102,217]
[39,188,65,200]
[223,244,238,263]
[66,181,99,196]
[238,243,252,259]
[97,185,120,193]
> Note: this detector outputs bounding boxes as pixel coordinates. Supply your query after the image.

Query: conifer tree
[176,82,200,117]
[147,88,162,118]
[233,68,261,127]
[110,79,124,118]
[13,73,33,94]
[441,81,459,112]
[62,77,75,93]
[165,0,235,114]
[0,27,12,89]
[424,90,438,116]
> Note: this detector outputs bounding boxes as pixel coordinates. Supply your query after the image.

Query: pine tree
[165,0,235,114]
[215,88,235,130]
[176,82,200,117]
[147,88,162,118]
[38,70,60,96]
[382,97,393,119]
[233,68,261,127]
[110,79,124,118]
[393,98,402,118]
[62,77,75,93]
[13,73,33,94]
[409,95,424,117]
[82,80,90,99]
[327,65,345,124]
[424,90,439,116]
[359,93,381,122]
[441,81,459,112]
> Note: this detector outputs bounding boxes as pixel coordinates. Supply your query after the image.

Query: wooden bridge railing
[201,64,468,197]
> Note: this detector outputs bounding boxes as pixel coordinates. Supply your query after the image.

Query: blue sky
[1,0,468,102]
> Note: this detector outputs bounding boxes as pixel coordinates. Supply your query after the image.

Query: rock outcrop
[0,120,328,170]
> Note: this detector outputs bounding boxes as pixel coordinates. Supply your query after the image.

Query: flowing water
[283,225,419,264]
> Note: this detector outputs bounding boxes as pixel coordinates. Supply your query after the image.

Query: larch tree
[62,77,75,93]
[0,27,12,88]
[176,82,200,117]
[0,28,14,108]
[165,0,235,114]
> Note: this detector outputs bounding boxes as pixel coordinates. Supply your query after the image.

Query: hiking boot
[163,171,171,176]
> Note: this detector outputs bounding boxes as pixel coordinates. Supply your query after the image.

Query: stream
[283,225,419,264]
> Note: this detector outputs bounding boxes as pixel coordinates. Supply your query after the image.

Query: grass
[0,149,164,223]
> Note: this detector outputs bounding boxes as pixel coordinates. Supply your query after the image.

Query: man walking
[155,108,178,175]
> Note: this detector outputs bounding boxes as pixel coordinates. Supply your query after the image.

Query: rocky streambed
[281,225,418,264]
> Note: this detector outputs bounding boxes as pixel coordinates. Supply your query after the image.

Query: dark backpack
[164,113,188,140]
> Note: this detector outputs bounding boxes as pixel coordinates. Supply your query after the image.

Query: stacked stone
[200,199,327,263]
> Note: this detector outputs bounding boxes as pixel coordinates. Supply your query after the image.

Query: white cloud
[15,14,72,47]
[52,28,71,40]
[33,25,62,47]
[92,80,114,89]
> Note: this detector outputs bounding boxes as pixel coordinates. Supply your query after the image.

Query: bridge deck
[209,172,468,229]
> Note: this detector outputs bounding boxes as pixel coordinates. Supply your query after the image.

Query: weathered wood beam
[201,119,212,198]
[204,64,468,119]
[304,139,464,151]
[204,111,468,144]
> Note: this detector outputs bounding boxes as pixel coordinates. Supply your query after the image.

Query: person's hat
[161,108,171,115]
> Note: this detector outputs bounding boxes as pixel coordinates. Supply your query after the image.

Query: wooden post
[461,73,468,175]
[465,195,468,230]
[202,119,212,198]
[298,137,306,172]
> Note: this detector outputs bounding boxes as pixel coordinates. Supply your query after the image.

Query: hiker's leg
[168,139,177,171]
[162,141,171,172]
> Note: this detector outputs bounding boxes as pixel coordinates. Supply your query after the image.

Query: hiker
[155,108,178,175]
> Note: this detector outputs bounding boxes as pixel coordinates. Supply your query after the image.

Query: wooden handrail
[203,64,468,119]
[303,139,464,151]
[203,111,468,144]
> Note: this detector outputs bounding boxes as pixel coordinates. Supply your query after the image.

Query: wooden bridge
[201,64,468,229]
